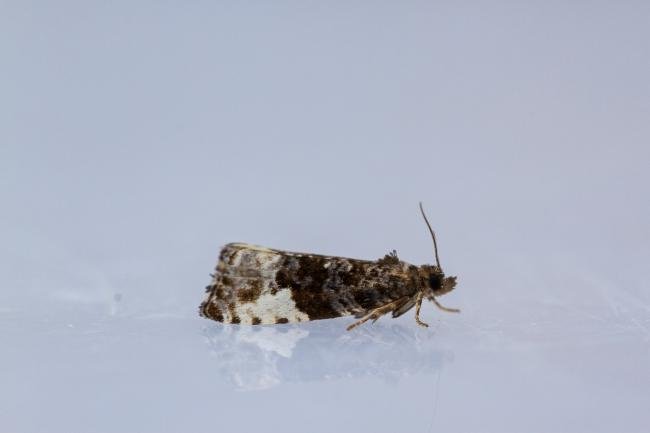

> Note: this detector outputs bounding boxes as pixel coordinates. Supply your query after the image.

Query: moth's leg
[414,292,429,328]
[346,298,406,331]
[346,312,374,331]
[391,295,417,318]
[431,296,460,313]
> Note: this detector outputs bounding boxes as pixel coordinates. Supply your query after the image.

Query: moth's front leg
[431,296,461,313]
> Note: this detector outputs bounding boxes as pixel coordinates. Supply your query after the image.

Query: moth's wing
[391,295,418,318]
[200,243,313,325]
[200,242,413,326]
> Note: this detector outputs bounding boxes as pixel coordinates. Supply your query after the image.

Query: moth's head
[426,268,458,297]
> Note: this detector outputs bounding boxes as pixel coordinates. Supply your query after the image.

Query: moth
[199,203,459,330]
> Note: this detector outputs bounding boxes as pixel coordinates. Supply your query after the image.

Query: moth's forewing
[200,243,418,325]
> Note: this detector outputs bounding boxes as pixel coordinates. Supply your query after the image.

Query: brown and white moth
[199,203,459,330]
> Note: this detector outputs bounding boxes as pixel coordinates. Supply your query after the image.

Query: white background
[2,2,649,432]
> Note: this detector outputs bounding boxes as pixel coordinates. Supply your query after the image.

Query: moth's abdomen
[199,243,415,325]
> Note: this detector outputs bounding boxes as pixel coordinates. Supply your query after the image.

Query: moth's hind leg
[346,297,408,331]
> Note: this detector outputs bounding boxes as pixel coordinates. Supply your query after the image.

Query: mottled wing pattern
[199,243,418,325]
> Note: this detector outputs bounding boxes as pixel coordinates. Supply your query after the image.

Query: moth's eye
[429,274,442,290]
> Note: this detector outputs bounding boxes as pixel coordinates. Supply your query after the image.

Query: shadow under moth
[199,203,459,330]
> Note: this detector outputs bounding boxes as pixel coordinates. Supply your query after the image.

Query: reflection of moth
[199,203,459,330]
[202,323,451,391]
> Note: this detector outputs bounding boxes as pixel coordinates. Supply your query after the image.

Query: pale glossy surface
[2,292,649,433]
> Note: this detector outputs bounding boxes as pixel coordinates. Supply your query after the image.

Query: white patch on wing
[234,288,309,325]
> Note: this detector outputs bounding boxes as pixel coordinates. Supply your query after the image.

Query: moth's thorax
[413,264,439,291]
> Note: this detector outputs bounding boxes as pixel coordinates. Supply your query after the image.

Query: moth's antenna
[419,202,441,269]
